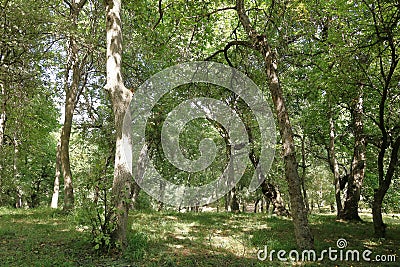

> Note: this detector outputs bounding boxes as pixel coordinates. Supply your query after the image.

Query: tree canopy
[0,0,399,262]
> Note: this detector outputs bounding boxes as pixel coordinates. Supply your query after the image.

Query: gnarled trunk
[261,181,290,217]
[249,149,289,217]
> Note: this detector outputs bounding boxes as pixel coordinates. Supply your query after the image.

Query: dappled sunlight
[0,208,398,266]
[1,1,400,266]
[129,211,301,261]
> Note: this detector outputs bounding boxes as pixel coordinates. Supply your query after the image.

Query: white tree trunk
[0,83,6,148]
[51,141,61,208]
[105,0,133,247]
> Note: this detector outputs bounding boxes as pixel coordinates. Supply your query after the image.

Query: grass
[0,208,398,266]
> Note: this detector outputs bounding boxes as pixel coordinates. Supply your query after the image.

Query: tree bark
[51,141,61,208]
[373,131,400,237]
[249,148,290,217]
[236,0,314,250]
[224,192,231,211]
[261,181,290,217]
[372,192,385,237]
[340,88,365,221]
[105,0,133,248]
[131,143,146,210]
[297,134,310,214]
[13,132,22,208]
[0,83,6,148]
[254,198,260,213]
[0,83,6,178]
[60,0,89,211]
[229,187,240,212]
[60,89,75,211]
[371,20,400,237]
[328,107,343,217]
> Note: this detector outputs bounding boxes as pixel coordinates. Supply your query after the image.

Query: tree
[56,0,90,211]
[339,86,366,221]
[0,0,58,207]
[235,0,314,250]
[361,0,400,237]
[328,103,343,217]
[104,0,133,247]
[51,141,61,208]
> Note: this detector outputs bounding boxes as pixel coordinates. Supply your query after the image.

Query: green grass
[0,208,398,266]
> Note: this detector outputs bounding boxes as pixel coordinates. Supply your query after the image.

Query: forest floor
[0,208,398,266]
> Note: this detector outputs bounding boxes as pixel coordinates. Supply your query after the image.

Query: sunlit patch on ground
[0,208,398,266]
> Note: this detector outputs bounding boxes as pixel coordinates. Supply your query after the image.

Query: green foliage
[70,117,119,252]
[124,231,149,261]
[0,1,399,263]
[134,191,154,211]
[74,187,117,252]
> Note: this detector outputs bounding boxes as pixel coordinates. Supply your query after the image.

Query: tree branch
[205,40,251,64]
[199,6,237,19]
[77,0,88,9]
[63,0,72,10]
[385,135,400,182]
[152,0,164,30]
[236,0,257,39]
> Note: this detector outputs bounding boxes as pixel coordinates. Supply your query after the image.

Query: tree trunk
[0,83,6,179]
[131,143,147,210]
[371,33,400,236]
[61,95,75,211]
[368,0,399,238]
[105,0,133,248]
[225,192,231,211]
[236,0,314,249]
[51,141,61,208]
[0,83,6,148]
[249,150,290,217]
[229,187,240,212]
[373,136,400,237]
[61,0,89,211]
[340,88,365,221]
[328,107,343,217]
[254,198,260,213]
[254,197,265,213]
[130,180,141,210]
[298,134,310,214]
[271,65,314,249]
[261,181,290,216]
[13,132,22,208]
[372,189,386,237]
[158,201,164,212]
[264,53,312,235]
